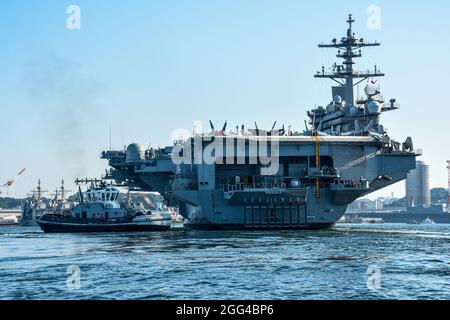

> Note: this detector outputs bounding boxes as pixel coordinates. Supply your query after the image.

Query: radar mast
[314,14,384,106]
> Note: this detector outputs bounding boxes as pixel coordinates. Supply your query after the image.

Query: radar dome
[366,101,382,114]
[364,83,379,97]
[291,179,300,188]
[126,143,145,163]
[333,95,342,104]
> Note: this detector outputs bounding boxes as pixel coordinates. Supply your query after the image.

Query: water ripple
[0,224,449,299]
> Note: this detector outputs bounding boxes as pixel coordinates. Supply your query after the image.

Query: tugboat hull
[35,220,170,233]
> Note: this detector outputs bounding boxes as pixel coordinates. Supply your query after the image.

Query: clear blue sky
[1,0,449,199]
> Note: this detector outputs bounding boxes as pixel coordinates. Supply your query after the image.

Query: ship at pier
[101,15,419,230]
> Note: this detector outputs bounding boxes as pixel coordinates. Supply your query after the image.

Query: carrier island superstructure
[101,15,419,230]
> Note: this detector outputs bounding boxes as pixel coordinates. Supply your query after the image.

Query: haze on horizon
[1,0,449,200]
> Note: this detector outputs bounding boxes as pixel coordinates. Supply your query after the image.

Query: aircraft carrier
[101,15,419,230]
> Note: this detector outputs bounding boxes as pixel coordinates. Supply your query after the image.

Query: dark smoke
[23,54,102,177]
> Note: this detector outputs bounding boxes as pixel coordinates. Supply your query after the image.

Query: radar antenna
[315,14,384,106]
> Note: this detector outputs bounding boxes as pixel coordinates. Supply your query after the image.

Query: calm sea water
[0,224,449,300]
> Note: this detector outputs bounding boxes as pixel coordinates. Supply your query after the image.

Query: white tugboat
[35,179,171,233]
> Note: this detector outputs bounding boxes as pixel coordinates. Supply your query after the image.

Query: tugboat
[35,179,172,233]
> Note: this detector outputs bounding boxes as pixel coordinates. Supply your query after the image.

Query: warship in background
[20,180,49,226]
[100,15,419,230]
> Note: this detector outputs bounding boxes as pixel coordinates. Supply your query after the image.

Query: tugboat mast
[315,14,384,106]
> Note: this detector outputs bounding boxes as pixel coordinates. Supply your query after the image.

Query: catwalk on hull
[101,15,419,230]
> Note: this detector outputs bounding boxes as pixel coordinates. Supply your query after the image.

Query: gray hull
[100,15,418,231]
[20,220,38,227]
[185,223,335,231]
